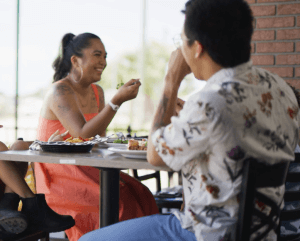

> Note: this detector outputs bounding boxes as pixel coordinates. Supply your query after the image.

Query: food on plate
[116,80,138,89]
[127,139,147,151]
[116,82,124,89]
[113,139,128,144]
[65,136,94,143]
[128,140,139,150]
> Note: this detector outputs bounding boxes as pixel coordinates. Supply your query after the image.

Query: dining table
[0,146,172,228]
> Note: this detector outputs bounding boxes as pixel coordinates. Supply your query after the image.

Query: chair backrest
[233,157,290,241]
[279,153,300,223]
[132,170,161,192]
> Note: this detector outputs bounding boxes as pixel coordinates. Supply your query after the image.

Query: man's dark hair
[182,0,254,68]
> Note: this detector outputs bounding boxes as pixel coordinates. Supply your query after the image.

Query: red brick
[263,67,294,77]
[252,30,275,41]
[257,17,295,29]
[245,0,255,3]
[256,42,294,53]
[297,42,300,52]
[258,0,294,2]
[250,5,276,16]
[298,16,300,27]
[251,55,274,65]
[253,19,256,29]
[285,79,300,89]
[251,43,255,53]
[278,4,300,15]
[296,68,300,77]
[277,55,300,65]
[277,29,300,40]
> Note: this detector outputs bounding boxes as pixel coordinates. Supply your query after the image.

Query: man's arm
[147,79,180,166]
[147,49,191,166]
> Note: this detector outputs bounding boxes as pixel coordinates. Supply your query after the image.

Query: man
[79,0,299,240]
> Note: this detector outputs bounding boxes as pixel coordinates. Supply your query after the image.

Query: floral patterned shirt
[152,61,300,241]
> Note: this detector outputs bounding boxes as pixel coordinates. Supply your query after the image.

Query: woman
[34,33,159,241]
[0,126,74,241]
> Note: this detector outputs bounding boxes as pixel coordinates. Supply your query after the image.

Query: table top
[0,147,172,171]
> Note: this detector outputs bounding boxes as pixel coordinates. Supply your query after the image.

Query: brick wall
[246,0,300,88]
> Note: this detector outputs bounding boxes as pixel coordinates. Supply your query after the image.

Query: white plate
[108,147,147,159]
[106,143,128,148]
[95,142,128,149]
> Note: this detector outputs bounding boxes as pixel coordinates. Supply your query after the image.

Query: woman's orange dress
[34,84,159,241]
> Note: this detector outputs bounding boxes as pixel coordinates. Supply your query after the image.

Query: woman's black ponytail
[52,33,75,82]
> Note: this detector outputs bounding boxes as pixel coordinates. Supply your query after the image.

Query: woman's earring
[79,66,83,81]
[70,66,83,82]
[71,71,78,82]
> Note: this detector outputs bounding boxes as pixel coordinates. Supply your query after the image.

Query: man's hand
[166,48,191,85]
[48,130,69,142]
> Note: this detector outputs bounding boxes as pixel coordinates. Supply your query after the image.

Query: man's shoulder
[188,85,222,103]
[254,66,287,85]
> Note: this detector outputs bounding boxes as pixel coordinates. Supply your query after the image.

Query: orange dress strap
[91,84,100,110]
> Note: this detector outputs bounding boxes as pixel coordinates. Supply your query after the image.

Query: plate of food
[40,143,95,153]
[30,135,105,153]
[108,139,147,159]
[96,139,128,149]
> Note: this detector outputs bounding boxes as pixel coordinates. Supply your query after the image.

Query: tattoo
[153,95,169,130]
[58,105,71,112]
[91,95,98,109]
[54,84,74,97]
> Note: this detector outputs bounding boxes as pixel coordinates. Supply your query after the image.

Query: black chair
[9,230,49,241]
[232,158,290,241]
[278,153,300,241]
[131,170,183,212]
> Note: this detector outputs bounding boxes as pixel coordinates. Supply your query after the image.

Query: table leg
[99,168,120,228]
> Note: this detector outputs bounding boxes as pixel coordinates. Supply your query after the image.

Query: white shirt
[152,61,300,241]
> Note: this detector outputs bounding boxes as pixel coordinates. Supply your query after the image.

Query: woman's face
[78,38,107,83]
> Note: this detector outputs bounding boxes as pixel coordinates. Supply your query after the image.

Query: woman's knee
[0,142,9,152]
[10,140,29,151]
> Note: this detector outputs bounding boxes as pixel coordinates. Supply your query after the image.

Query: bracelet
[108,101,120,111]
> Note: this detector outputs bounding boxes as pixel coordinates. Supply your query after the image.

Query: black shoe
[0,229,19,241]
[0,209,28,235]
[0,193,20,211]
[21,194,75,233]
[0,193,28,235]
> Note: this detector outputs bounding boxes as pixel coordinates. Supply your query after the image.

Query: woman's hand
[112,79,141,105]
[0,125,3,128]
[48,130,69,142]
[174,98,185,116]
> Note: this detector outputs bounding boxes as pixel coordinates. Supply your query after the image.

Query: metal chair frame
[233,158,289,241]
[278,153,300,241]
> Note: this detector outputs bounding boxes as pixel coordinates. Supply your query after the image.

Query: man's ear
[194,41,204,58]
